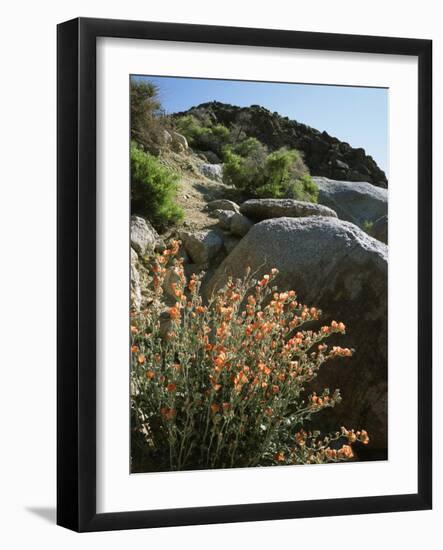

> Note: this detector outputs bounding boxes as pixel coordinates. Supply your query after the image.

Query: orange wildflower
[169,306,180,320]
[131,345,139,353]
[166,382,177,393]
[360,430,370,445]
[146,370,155,379]
[325,448,337,459]
[160,407,176,420]
[137,354,146,364]
[338,444,354,459]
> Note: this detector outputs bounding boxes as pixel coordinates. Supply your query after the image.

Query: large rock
[207,199,240,213]
[372,215,388,244]
[130,215,159,255]
[313,177,388,228]
[199,163,224,182]
[180,229,223,265]
[208,216,388,452]
[240,198,337,221]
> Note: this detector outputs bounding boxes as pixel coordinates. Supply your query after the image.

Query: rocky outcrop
[207,216,388,451]
[240,198,337,221]
[130,215,159,255]
[176,102,387,187]
[372,215,388,244]
[313,177,388,228]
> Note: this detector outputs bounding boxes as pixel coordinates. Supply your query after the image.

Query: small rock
[207,199,240,213]
[335,158,349,170]
[130,215,159,255]
[213,209,235,230]
[240,198,337,222]
[230,213,254,237]
[199,163,224,182]
[180,229,223,265]
[171,131,188,151]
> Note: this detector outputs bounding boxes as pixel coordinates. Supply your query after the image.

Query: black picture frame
[57,17,432,532]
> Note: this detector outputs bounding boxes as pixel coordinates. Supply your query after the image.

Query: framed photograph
[57,17,432,532]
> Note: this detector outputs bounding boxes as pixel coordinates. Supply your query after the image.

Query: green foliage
[223,143,318,201]
[175,115,230,156]
[131,142,183,228]
[222,148,255,192]
[130,79,167,155]
[282,175,319,202]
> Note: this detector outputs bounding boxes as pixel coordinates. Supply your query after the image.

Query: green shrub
[284,174,319,202]
[130,80,167,155]
[222,148,255,191]
[175,115,230,156]
[131,142,183,229]
[130,242,369,472]
[223,143,318,201]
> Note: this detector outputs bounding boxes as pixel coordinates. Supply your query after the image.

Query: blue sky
[132,75,388,173]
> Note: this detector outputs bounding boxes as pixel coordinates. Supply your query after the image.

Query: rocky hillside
[175,101,388,188]
[130,83,389,458]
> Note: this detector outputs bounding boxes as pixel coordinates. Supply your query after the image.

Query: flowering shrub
[131,241,369,472]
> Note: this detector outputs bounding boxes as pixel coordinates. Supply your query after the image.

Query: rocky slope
[175,101,388,188]
[131,128,389,457]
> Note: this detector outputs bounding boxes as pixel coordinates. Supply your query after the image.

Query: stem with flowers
[130,240,369,472]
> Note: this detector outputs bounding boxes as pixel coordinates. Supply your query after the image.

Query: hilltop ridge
[175,101,387,188]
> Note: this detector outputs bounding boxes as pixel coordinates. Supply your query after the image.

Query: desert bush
[130,241,369,472]
[130,79,168,155]
[223,144,318,201]
[131,142,183,229]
